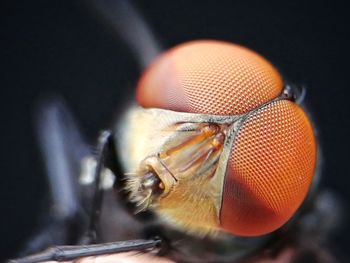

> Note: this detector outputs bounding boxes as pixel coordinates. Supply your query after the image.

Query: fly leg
[8,130,163,263]
[80,130,114,244]
[9,109,164,263]
[8,239,161,263]
[15,98,91,257]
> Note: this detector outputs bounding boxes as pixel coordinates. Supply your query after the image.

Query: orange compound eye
[135,40,317,237]
[137,40,283,115]
[220,100,316,236]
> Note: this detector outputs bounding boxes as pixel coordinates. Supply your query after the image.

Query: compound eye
[220,100,316,236]
[136,40,283,115]
[135,40,316,237]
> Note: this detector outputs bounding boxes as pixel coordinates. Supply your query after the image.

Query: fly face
[119,108,234,235]
[116,40,317,238]
[9,39,331,263]
[8,0,341,261]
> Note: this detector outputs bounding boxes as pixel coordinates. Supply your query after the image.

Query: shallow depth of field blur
[1,0,349,261]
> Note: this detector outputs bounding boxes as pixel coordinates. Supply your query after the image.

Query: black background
[1,0,349,261]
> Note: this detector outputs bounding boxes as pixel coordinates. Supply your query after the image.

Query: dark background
[1,0,349,261]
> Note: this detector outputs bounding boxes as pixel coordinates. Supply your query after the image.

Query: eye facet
[137,40,284,115]
[221,100,316,236]
[131,40,317,237]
